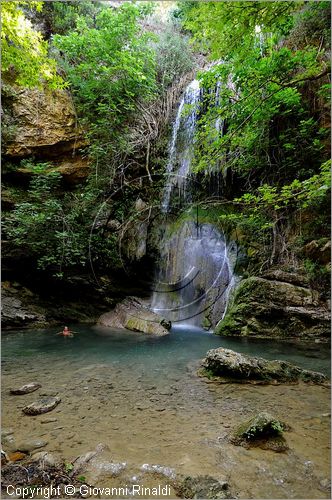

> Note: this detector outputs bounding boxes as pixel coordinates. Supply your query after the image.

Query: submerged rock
[72,443,106,475]
[31,451,59,467]
[230,412,288,452]
[16,439,48,453]
[10,382,41,395]
[174,475,234,499]
[97,296,171,336]
[22,397,61,415]
[201,348,327,384]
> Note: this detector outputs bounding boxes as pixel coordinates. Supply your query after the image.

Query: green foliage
[3,164,122,273]
[154,24,194,90]
[234,160,331,214]
[304,258,330,297]
[179,1,303,61]
[1,1,65,88]
[41,1,104,36]
[65,463,73,473]
[53,4,157,145]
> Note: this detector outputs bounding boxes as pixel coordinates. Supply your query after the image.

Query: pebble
[31,451,57,467]
[8,451,26,462]
[41,417,58,424]
[10,383,41,396]
[2,435,17,452]
[23,397,61,416]
[1,428,14,437]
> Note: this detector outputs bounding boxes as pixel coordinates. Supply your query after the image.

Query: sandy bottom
[2,345,331,499]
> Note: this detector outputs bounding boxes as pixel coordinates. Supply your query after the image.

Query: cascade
[152,76,235,328]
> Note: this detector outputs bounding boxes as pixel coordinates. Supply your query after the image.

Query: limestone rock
[97,297,171,336]
[31,451,59,467]
[174,475,234,499]
[10,382,41,395]
[72,443,106,475]
[8,451,27,463]
[1,282,47,329]
[16,439,48,453]
[4,87,87,158]
[261,269,309,287]
[22,397,61,416]
[215,276,330,339]
[303,239,331,265]
[201,348,327,384]
[230,412,288,452]
[2,435,17,452]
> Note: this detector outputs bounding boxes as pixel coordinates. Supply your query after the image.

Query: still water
[1,326,331,499]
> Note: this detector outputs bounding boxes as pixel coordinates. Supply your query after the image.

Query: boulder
[10,382,41,395]
[215,276,330,339]
[97,297,171,336]
[201,348,327,384]
[1,282,47,329]
[22,397,61,416]
[230,412,288,452]
[173,475,234,499]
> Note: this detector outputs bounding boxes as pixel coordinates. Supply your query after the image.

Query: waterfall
[162,79,201,211]
[152,76,235,328]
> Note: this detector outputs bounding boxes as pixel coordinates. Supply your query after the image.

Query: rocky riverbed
[1,326,331,499]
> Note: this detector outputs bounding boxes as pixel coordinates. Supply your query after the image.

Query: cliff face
[2,85,89,184]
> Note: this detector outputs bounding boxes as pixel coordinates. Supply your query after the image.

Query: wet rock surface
[201,348,327,384]
[174,475,235,499]
[98,296,171,336]
[22,397,61,415]
[216,275,330,339]
[230,412,288,452]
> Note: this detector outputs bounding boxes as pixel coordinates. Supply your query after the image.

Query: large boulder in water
[200,348,327,384]
[215,276,330,340]
[97,297,171,336]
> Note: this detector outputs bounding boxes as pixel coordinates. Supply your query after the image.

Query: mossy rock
[173,475,234,499]
[201,348,327,384]
[230,412,289,452]
[215,276,329,339]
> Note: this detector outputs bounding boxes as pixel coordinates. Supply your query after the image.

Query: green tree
[1,1,64,88]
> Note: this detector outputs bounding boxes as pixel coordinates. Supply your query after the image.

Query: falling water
[152,75,236,328]
[162,79,201,211]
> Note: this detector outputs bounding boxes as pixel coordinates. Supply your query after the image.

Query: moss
[230,412,289,451]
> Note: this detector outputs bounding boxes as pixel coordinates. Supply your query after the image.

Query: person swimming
[56,326,76,337]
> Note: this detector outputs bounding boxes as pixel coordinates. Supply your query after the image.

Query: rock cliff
[215,273,330,340]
